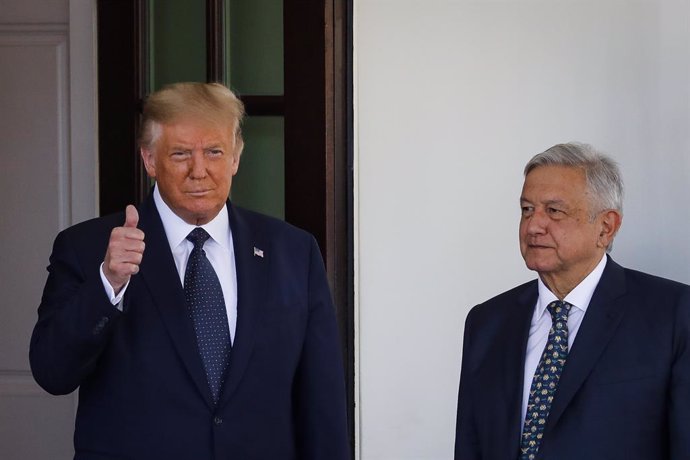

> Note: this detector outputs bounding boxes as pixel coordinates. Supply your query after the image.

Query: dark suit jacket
[30,196,349,460]
[455,257,690,460]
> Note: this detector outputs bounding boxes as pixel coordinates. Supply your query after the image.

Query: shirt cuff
[99,262,129,311]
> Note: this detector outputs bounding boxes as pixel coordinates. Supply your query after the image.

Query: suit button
[214,416,223,425]
[92,317,109,335]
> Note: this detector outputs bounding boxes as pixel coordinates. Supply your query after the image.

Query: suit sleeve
[455,307,482,460]
[293,236,350,460]
[29,228,123,395]
[669,286,690,458]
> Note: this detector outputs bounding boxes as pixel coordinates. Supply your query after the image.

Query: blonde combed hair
[139,82,245,156]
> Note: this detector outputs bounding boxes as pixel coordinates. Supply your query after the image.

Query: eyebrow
[519,197,568,207]
[543,199,567,207]
[168,143,225,150]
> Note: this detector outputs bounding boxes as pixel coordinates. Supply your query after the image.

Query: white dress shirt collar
[535,254,608,317]
[153,185,231,251]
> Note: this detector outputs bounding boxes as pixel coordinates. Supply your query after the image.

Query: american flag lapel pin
[253,246,264,258]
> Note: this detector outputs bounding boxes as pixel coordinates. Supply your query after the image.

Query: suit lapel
[501,284,539,457]
[136,197,215,408]
[218,203,268,406]
[544,257,628,432]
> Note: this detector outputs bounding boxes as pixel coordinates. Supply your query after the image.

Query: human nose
[189,151,207,179]
[525,208,548,235]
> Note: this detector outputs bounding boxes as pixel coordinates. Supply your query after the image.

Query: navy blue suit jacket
[30,197,349,459]
[455,257,690,460]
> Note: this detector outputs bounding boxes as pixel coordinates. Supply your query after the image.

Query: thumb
[124,204,139,228]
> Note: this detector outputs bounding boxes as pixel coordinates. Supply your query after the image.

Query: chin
[523,257,554,273]
[189,202,226,222]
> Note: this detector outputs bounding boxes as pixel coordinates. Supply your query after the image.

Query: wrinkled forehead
[523,165,585,189]
[521,165,592,202]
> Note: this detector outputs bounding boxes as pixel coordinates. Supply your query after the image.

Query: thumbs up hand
[103,205,145,294]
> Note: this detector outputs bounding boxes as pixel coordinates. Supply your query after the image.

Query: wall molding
[0,25,71,230]
[69,0,99,223]
[0,23,68,34]
[0,371,50,397]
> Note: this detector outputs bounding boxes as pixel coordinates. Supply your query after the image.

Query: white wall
[354,1,690,459]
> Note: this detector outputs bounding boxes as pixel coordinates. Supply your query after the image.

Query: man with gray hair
[455,142,690,459]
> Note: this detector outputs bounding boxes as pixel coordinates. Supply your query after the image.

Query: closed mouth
[186,190,211,197]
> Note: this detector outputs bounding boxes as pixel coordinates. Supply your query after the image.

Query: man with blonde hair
[31,82,349,459]
[455,142,690,459]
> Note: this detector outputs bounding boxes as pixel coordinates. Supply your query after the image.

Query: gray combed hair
[524,142,624,217]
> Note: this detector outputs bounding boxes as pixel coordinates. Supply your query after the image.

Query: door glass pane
[147,0,285,219]
[225,0,283,95]
[225,0,285,219]
[149,0,206,89]
[231,116,285,219]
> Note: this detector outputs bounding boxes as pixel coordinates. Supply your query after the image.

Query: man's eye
[209,149,223,156]
[547,207,563,215]
[521,206,534,216]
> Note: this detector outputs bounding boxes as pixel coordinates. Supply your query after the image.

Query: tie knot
[187,227,211,249]
[547,300,572,322]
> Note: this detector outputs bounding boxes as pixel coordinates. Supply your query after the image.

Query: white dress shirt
[520,254,607,426]
[100,185,238,343]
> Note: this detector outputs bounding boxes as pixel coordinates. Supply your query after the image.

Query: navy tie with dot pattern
[184,227,230,404]
[519,300,572,460]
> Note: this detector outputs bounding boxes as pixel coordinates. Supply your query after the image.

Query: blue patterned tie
[184,228,230,404]
[519,300,572,460]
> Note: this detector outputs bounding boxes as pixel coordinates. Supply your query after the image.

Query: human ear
[230,150,241,176]
[597,210,623,248]
[140,148,157,178]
